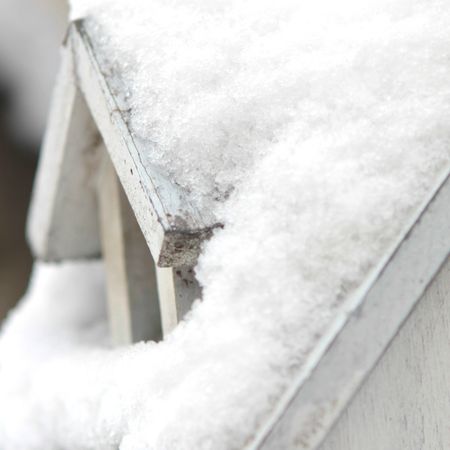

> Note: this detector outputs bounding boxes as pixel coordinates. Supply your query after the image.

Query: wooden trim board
[248,166,450,450]
[27,45,102,261]
[70,21,219,267]
[319,256,450,450]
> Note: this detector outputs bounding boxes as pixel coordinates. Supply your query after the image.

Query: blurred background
[0,0,68,320]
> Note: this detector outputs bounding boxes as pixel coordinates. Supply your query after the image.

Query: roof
[22,2,450,447]
[28,21,220,267]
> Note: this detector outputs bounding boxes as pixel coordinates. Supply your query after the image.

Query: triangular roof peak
[28,20,220,269]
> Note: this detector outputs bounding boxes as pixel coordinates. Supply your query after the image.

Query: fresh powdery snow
[1,0,450,448]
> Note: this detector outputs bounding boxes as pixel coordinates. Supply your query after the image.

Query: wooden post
[156,267,202,336]
[98,146,162,345]
[27,45,102,261]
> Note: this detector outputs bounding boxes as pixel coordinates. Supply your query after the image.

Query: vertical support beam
[27,45,101,261]
[98,147,162,345]
[156,267,202,336]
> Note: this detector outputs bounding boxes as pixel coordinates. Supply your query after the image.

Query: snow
[1,0,450,448]
[71,0,450,217]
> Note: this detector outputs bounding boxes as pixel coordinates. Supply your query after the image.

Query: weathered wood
[248,167,450,450]
[156,266,202,336]
[29,19,221,267]
[69,20,219,267]
[27,45,101,261]
[98,146,162,345]
[319,256,450,450]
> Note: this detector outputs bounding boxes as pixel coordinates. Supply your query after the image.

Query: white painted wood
[319,256,450,450]
[248,167,450,450]
[29,20,220,267]
[156,266,202,336]
[98,146,162,345]
[69,21,219,267]
[27,45,102,261]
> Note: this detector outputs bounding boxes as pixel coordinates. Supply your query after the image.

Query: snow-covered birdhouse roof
[28,20,220,268]
[2,1,449,448]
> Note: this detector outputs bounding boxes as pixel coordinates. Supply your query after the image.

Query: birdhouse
[27,21,220,345]
[26,19,450,450]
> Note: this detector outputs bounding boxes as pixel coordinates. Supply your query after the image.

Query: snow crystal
[0,0,449,448]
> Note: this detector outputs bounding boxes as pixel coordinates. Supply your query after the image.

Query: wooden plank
[156,266,202,336]
[27,45,102,261]
[98,145,162,345]
[69,20,220,267]
[319,256,450,450]
[248,166,450,450]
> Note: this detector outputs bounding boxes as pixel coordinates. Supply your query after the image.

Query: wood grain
[320,257,450,450]
[71,21,219,267]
